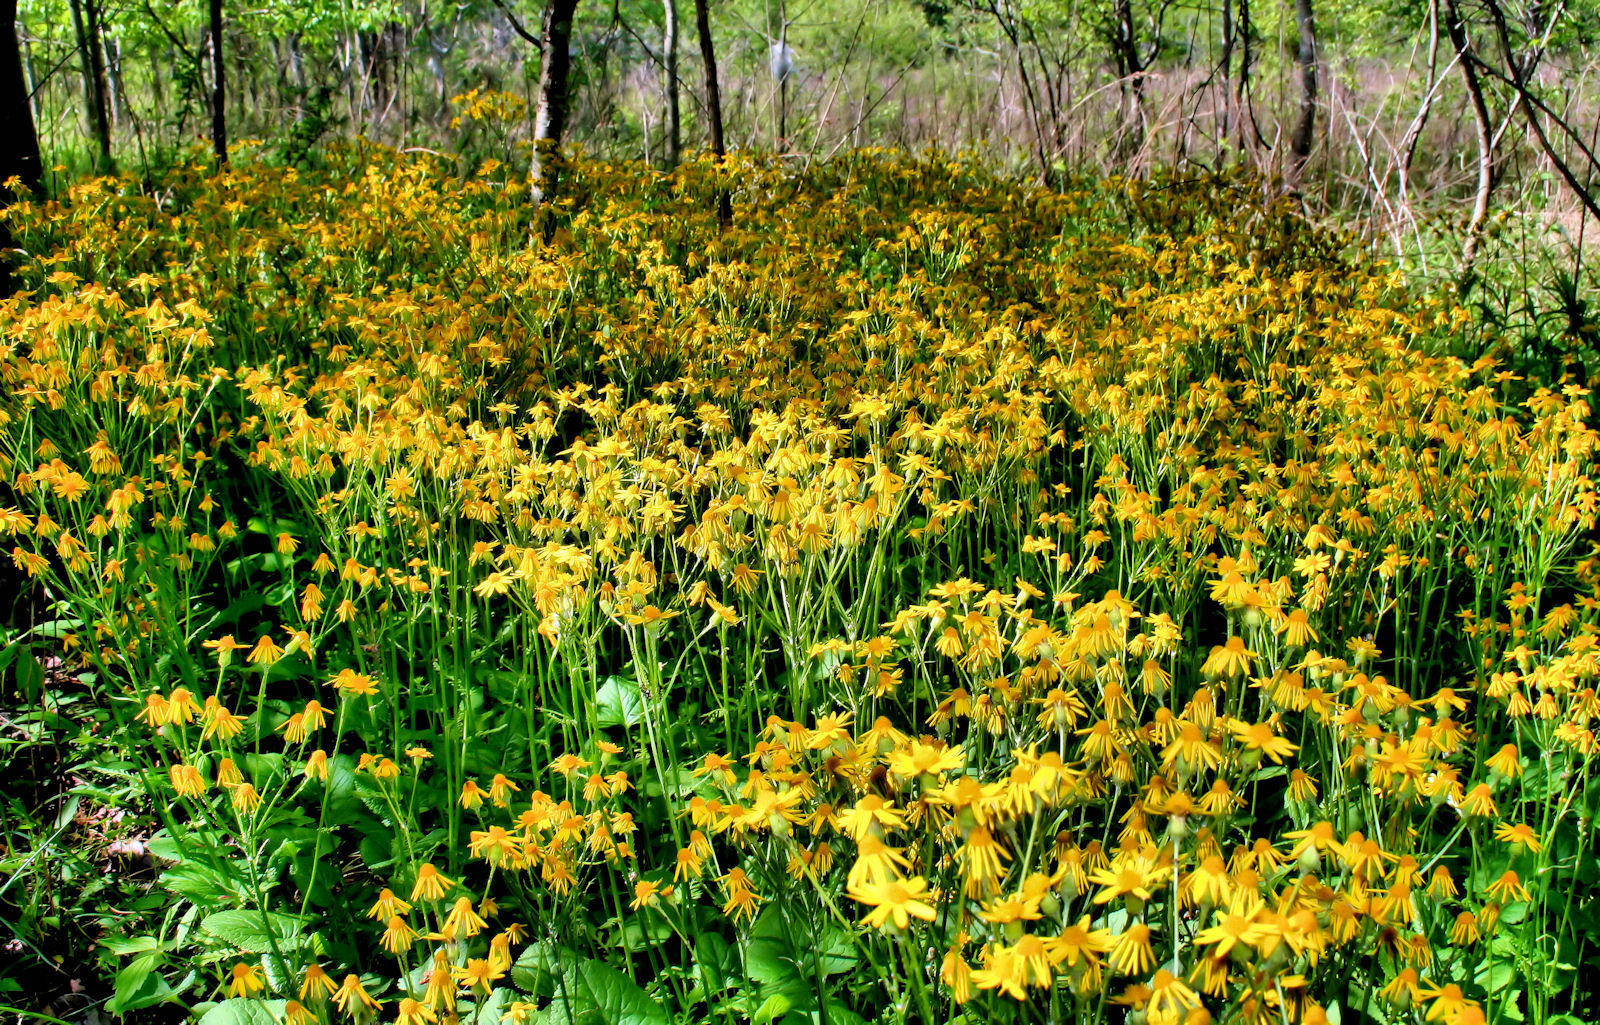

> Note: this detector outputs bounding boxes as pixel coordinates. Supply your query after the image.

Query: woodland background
[3,0,1600,275]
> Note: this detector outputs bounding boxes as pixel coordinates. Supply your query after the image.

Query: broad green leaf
[473,987,512,1022]
[12,648,43,703]
[1498,901,1529,925]
[744,906,856,987]
[163,861,250,907]
[107,950,172,1013]
[359,830,397,872]
[30,618,83,639]
[815,1001,867,1025]
[198,999,288,1025]
[201,909,305,953]
[567,958,671,1025]
[511,947,669,1025]
[616,915,673,949]
[186,590,270,643]
[752,993,791,1025]
[693,932,738,994]
[1475,956,1518,993]
[596,675,644,728]
[97,934,162,957]
[512,941,566,997]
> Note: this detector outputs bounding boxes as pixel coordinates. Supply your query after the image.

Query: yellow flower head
[410,862,455,902]
[225,962,264,999]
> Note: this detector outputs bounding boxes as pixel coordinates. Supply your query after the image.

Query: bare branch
[488,0,543,50]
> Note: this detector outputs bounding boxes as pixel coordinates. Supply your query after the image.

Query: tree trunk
[1218,0,1234,157]
[1236,0,1263,154]
[1444,0,1493,267]
[105,34,128,126]
[663,0,680,168]
[209,0,227,164]
[988,0,1054,186]
[150,42,165,113]
[1287,0,1317,191]
[1111,0,1145,157]
[86,0,113,136]
[1396,0,1441,215]
[774,11,789,150]
[1,0,40,197]
[69,0,114,172]
[692,0,729,225]
[1,0,42,291]
[531,0,580,204]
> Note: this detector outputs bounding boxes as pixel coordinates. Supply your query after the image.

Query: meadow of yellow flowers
[2,140,1598,1025]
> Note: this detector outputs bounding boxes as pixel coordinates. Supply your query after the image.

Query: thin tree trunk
[85,0,113,136]
[106,35,128,126]
[1287,0,1318,191]
[1,0,39,196]
[1236,0,1265,154]
[1444,0,1493,267]
[1219,0,1235,158]
[1017,10,1067,173]
[1396,0,1442,216]
[68,0,93,132]
[693,0,730,225]
[531,0,580,204]
[209,0,227,164]
[774,9,789,150]
[149,42,164,114]
[1,0,43,291]
[988,0,1053,185]
[1111,0,1146,159]
[663,0,680,168]
[1477,0,1600,227]
[69,0,113,171]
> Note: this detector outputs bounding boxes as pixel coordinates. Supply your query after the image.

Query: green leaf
[815,1001,867,1025]
[97,934,161,957]
[1475,956,1518,994]
[197,999,288,1025]
[744,906,856,987]
[511,947,668,1025]
[616,915,673,949]
[31,617,83,639]
[358,830,396,872]
[512,942,566,998]
[12,648,44,703]
[596,676,644,728]
[568,959,671,1025]
[107,950,172,1013]
[473,987,512,1023]
[186,590,270,644]
[752,993,791,1025]
[162,861,250,907]
[200,910,305,953]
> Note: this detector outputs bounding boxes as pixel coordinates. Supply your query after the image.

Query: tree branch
[488,0,542,50]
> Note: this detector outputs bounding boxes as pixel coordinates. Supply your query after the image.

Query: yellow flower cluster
[2,146,1596,1023]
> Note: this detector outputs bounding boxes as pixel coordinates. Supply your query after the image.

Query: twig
[489,0,543,50]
